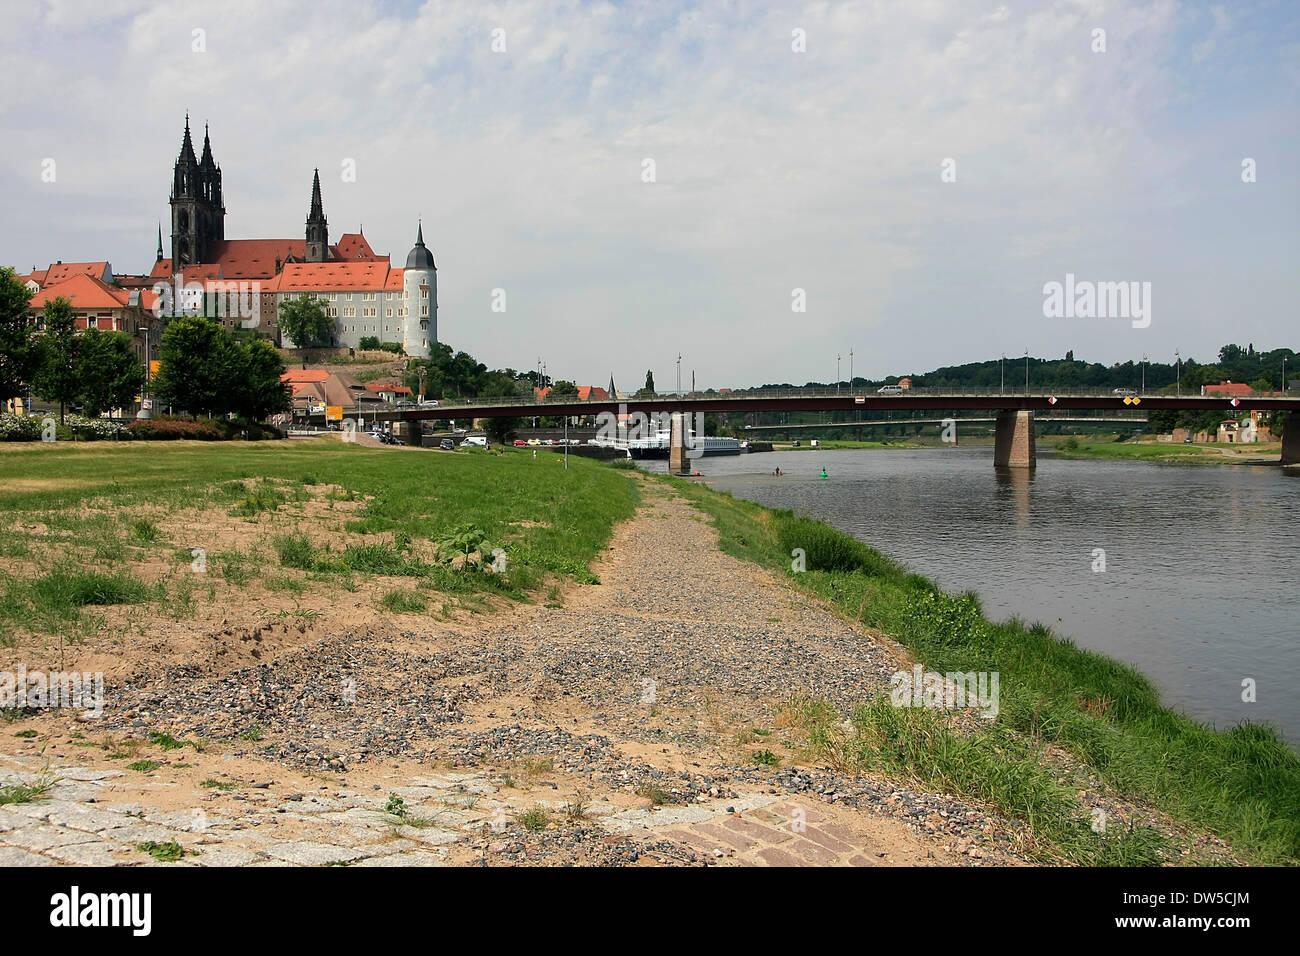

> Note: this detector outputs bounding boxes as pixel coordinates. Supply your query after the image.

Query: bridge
[740,415,1148,433]
[369,388,1300,472]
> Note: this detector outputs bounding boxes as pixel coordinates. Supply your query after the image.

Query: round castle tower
[402,223,436,359]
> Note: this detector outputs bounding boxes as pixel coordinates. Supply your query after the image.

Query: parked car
[461,436,488,447]
[439,438,456,451]
[877,384,904,394]
[513,439,528,447]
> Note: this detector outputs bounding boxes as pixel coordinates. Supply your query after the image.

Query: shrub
[127,417,225,441]
[0,414,42,442]
[275,534,318,570]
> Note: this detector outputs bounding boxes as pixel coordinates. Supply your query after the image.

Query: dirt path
[2,482,1037,866]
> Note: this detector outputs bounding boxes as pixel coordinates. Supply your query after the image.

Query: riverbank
[0,440,1292,866]
[1050,436,1284,465]
[665,473,1300,865]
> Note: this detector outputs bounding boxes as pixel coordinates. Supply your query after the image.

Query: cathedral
[154,117,437,358]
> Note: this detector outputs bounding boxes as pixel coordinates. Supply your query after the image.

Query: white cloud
[1,0,1295,386]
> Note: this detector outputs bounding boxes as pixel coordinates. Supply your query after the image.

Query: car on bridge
[1112,388,1138,396]
[877,384,904,394]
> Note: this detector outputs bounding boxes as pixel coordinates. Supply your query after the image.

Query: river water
[636,448,1300,743]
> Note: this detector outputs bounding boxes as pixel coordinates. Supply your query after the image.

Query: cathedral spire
[179,113,197,164]
[200,122,214,166]
[309,168,325,220]
[305,168,328,262]
[156,223,163,262]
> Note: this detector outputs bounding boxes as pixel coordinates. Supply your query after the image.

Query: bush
[358,336,380,351]
[0,414,42,442]
[275,534,318,570]
[776,516,904,579]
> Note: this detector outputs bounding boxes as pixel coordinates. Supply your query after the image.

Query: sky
[1,0,1296,389]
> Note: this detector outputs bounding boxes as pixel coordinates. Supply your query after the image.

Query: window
[421,305,428,316]
[385,308,392,317]
[421,288,429,299]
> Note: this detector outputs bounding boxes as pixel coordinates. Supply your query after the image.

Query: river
[636,447,1300,744]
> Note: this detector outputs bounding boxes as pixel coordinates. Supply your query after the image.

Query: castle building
[150,118,438,358]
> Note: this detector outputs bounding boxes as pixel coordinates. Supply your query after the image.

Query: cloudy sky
[2,0,1296,388]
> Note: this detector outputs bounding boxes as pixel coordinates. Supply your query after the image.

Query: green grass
[515,807,551,831]
[1053,439,1278,462]
[379,589,426,613]
[135,839,187,862]
[0,774,54,805]
[125,760,161,772]
[200,778,237,791]
[665,475,1300,866]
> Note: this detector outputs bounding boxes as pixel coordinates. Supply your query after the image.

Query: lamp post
[676,354,682,397]
[849,348,854,390]
[1141,354,1147,395]
[1000,353,1005,395]
[1175,349,1181,397]
[836,354,841,394]
[1283,356,1288,394]
[1024,349,1030,395]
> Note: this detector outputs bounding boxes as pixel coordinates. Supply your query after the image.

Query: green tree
[79,328,144,417]
[277,294,332,367]
[548,379,579,399]
[31,298,81,424]
[151,316,239,417]
[233,338,291,421]
[0,267,38,405]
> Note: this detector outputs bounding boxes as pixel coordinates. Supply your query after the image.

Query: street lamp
[836,354,841,394]
[1001,353,1006,395]
[676,354,682,397]
[1024,349,1030,395]
[1283,356,1288,394]
[849,348,854,390]
[1175,349,1181,397]
[1141,354,1147,395]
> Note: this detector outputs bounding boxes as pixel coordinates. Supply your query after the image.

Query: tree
[151,316,240,417]
[79,328,144,417]
[548,379,579,399]
[277,294,332,367]
[636,370,656,397]
[0,267,38,406]
[479,374,521,444]
[233,338,292,420]
[31,298,80,424]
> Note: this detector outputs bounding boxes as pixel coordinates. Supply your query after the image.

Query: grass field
[664,475,1300,866]
[1052,438,1283,462]
[0,438,638,655]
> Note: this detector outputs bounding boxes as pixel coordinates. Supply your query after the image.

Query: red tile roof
[281,370,331,384]
[271,261,396,291]
[29,274,131,310]
[204,240,304,279]
[576,385,610,401]
[363,382,411,394]
[42,261,110,285]
[334,233,380,260]
[1202,381,1252,397]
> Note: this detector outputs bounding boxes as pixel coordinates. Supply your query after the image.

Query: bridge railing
[418,386,1220,409]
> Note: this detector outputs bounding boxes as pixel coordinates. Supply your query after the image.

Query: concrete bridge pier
[669,411,690,475]
[994,410,1036,468]
[1283,412,1299,467]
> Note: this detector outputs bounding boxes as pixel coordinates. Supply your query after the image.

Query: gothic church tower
[169,116,225,266]
[306,169,329,262]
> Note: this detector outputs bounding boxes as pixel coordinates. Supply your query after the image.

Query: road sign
[1048,396,1058,405]
[326,405,343,421]
[1230,398,1241,407]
